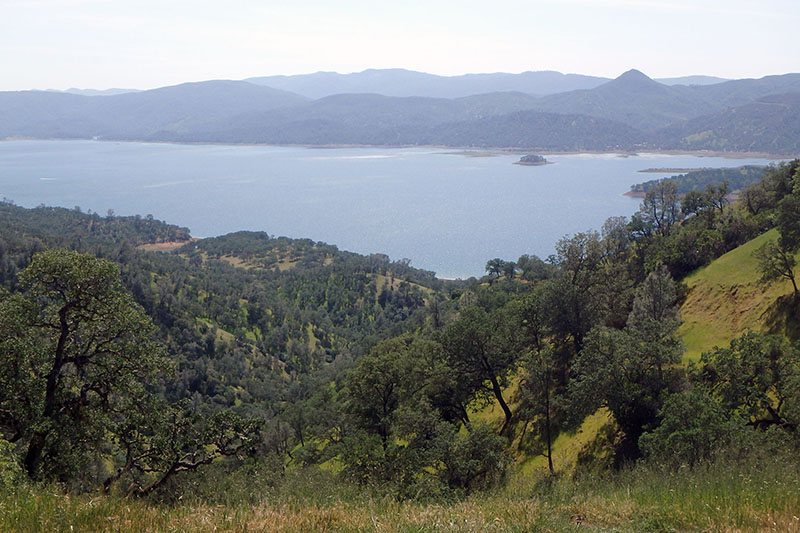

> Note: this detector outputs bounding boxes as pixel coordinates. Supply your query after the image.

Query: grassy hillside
[679,228,800,362]
[466,227,800,479]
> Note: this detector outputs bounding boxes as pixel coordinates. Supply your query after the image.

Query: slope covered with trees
[0,202,445,417]
[650,93,800,154]
[1,161,799,530]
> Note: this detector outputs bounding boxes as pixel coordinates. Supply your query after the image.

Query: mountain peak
[603,69,666,92]
[616,69,653,82]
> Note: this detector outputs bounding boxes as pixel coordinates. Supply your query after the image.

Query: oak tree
[0,250,166,480]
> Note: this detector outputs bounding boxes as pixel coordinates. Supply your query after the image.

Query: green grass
[516,409,612,477]
[4,450,799,532]
[679,229,799,362]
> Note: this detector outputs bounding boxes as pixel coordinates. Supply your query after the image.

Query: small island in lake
[514,154,549,166]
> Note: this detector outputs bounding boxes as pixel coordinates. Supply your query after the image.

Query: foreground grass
[3,453,799,532]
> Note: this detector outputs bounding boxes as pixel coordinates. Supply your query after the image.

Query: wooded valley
[1,161,799,531]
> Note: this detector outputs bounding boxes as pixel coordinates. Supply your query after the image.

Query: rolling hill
[155,91,546,145]
[529,69,720,131]
[411,109,643,151]
[529,70,800,132]
[650,93,800,155]
[0,80,309,140]
[693,72,800,109]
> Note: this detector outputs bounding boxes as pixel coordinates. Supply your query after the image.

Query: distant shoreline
[1,137,794,160]
[624,189,742,200]
[637,167,709,173]
[513,160,554,166]
[439,151,500,158]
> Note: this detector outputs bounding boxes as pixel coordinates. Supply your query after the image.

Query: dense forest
[1,160,799,530]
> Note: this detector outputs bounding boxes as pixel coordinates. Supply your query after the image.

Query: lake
[0,141,781,279]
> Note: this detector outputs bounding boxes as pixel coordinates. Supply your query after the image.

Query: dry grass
[218,254,251,269]
[5,461,800,533]
[136,240,195,253]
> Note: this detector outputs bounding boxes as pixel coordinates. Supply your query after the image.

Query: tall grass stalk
[2,452,798,532]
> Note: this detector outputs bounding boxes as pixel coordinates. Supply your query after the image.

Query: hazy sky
[1,0,797,91]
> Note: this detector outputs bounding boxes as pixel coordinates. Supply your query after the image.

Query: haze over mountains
[3,68,799,155]
[245,69,730,99]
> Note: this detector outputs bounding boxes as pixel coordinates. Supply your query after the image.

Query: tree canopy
[0,249,167,481]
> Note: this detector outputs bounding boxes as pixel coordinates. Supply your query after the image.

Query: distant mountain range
[244,68,728,99]
[3,69,799,155]
[246,69,609,99]
[61,88,140,96]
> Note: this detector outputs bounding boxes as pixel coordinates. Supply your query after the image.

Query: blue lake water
[0,141,781,279]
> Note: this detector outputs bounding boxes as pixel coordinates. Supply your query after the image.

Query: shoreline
[624,190,742,201]
[637,167,710,173]
[513,161,554,166]
[1,137,795,160]
[1,140,770,282]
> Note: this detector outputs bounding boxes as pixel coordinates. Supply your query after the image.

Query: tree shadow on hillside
[762,294,800,342]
